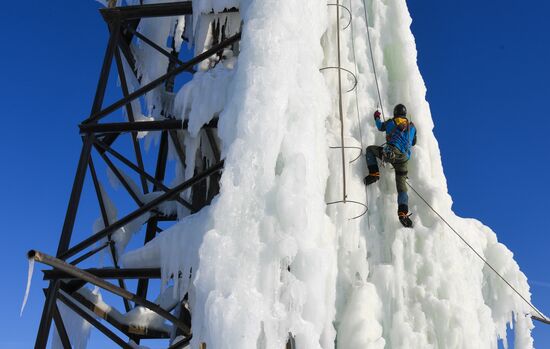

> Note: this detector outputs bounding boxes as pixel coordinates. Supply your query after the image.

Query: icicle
[20,257,35,316]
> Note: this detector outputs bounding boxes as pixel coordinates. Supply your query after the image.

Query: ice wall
[113,0,536,348]
[328,1,535,348]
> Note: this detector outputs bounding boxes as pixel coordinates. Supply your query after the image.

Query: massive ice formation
[64,0,537,348]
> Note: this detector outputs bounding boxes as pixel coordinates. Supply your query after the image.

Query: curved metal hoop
[319,66,358,92]
[326,199,369,220]
[326,3,352,30]
[329,145,363,163]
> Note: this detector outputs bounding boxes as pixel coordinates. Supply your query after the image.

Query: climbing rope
[406,180,548,321]
[347,0,371,227]
[348,0,365,153]
[361,0,386,121]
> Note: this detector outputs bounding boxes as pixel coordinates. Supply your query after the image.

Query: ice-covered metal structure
[32,2,243,348]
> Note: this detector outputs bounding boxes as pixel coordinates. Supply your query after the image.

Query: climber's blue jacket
[375,116,417,158]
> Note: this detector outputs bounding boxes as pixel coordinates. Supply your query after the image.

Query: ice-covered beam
[57,290,134,349]
[66,290,171,339]
[29,250,191,336]
[167,337,191,349]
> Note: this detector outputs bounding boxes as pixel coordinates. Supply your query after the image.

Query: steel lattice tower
[30,2,248,348]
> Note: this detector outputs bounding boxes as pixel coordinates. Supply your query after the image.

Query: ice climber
[364,104,417,228]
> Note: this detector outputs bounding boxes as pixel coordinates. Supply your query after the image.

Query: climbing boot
[363,172,380,186]
[398,211,413,228]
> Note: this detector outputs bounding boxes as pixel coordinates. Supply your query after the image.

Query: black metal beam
[90,20,121,119]
[93,138,195,211]
[169,130,187,168]
[57,137,95,256]
[57,290,134,349]
[81,119,185,133]
[62,280,86,295]
[137,131,169,301]
[52,303,72,349]
[101,1,193,21]
[35,281,61,349]
[35,137,94,348]
[44,267,161,280]
[80,118,218,134]
[96,145,177,222]
[114,47,149,194]
[82,33,241,124]
[117,36,138,81]
[89,156,132,312]
[97,149,145,207]
[124,24,190,70]
[68,241,111,265]
[98,133,120,154]
[60,160,224,260]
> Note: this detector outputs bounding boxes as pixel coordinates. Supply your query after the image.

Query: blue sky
[0,0,548,348]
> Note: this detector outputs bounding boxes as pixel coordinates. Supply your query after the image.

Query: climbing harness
[381,144,397,163]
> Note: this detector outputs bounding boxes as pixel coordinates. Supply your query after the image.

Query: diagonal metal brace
[82,33,241,124]
[29,250,191,336]
[59,160,224,260]
[93,137,195,211]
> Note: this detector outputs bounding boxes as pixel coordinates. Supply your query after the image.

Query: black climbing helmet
[393,104,407,117]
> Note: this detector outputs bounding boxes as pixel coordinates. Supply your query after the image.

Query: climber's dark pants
[366,145,409,214]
